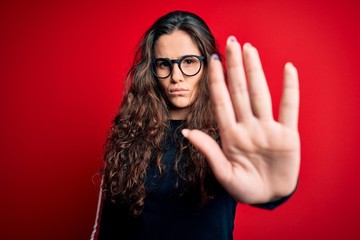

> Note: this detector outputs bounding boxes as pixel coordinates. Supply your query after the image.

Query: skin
[154,30,203,120]
[182,36,301,204]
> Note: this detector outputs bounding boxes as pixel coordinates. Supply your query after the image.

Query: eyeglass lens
[154,56,202,78]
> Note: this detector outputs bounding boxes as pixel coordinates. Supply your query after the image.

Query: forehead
[154,30,201,58]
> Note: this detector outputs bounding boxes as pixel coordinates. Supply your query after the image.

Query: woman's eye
[184,59,194,65]
[157,61,170,68]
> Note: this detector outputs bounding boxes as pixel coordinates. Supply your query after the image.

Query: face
[154,30,203,120]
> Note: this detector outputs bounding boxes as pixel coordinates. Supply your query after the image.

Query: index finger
[208,54,236,133]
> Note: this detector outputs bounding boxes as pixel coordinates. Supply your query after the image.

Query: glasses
[152,55,205,79]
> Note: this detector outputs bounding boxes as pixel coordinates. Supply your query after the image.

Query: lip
[169,88,189,94]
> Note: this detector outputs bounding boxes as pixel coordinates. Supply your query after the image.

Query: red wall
[1,0,360,239]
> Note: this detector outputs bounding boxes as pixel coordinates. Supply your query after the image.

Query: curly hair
[102,10,221,216]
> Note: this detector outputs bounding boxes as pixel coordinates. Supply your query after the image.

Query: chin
[171,102,190,109]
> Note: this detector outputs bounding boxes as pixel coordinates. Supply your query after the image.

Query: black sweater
[93,120,291,240]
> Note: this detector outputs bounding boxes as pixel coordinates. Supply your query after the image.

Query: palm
[183,37,300,204]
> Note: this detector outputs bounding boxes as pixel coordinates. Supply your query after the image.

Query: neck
[169,107,189,120]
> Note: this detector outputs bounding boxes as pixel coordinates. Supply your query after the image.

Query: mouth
[169,88,189,95]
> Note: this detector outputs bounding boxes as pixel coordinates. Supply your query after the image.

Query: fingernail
[212,54,220,61]
[286,62,297,72]
[228,36,237,43]
[244,42,252,48]
[181,129,190,138]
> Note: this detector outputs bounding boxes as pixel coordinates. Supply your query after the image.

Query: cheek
[190,78,202,98]
[194,73,203,91]
[158,81,168,92]
[158,81,171,101]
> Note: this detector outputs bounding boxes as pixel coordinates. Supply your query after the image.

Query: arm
[182,36,300,205]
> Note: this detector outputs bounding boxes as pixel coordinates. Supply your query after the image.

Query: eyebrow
[154,54,202,59]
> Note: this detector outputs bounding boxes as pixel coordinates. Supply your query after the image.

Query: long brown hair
[102,10,221,215]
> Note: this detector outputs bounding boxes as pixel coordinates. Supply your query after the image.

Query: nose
[170,63,183,82]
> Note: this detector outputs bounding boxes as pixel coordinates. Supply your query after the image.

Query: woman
[91,10,300,240]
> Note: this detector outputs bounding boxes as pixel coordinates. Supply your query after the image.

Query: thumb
[182,129,231,184]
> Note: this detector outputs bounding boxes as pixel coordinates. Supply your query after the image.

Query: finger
[181,129,232,184]
[243,43,273,120]
[278,63,299,130]
[208,54,236,132]
[225,36,252,121]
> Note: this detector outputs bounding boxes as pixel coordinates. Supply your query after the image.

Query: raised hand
[182,36,300,204]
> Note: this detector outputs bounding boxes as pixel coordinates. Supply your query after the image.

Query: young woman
[91,10,300,240]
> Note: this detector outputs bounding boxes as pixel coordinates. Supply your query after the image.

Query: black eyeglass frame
[152,55,206,79]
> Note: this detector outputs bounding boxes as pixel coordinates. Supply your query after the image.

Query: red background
[1,0,360,239]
